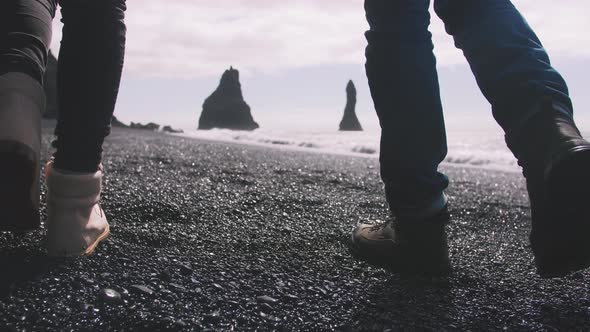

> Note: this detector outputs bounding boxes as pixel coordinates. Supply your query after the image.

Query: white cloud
[50,0,590,79]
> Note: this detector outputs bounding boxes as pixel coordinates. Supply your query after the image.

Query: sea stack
[198,67,259,131]
[339,80,362,131]
[111,116,129,128]
[43,51,58,119]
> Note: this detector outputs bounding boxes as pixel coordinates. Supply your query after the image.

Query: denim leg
[52,0,126,172]
[365,0,449,216]
[0,0,57,83]
[434,0,572,136]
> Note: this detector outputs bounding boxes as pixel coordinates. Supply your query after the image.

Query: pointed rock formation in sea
[43,51,59,119]
[111,116,129,128]
[198,67,259,131]
[339,80,363,131]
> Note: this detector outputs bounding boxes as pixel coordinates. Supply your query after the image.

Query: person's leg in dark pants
[434,0,571,134]
[47,0,127,257]
[435,0,590,277]
[0,0,57,231]
[351,0,451,274]
[364,0,449,217]
[52,0,126,173]
[0,0,56,81]
[0,0,127,257]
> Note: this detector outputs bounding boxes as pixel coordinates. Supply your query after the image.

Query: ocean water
[179,112,590,173]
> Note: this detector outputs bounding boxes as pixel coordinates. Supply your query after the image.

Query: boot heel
[536,147,590,277]
[0,141,40,232]
[546,147,590,210]
[45,161,109,256]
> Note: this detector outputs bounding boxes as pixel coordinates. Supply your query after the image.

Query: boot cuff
[45,161,102,199]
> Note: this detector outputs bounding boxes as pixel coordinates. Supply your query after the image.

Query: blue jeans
[1,0,126,172]
[364,0,572,215]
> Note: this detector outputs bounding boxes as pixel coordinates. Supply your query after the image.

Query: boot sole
[0,140,40,232]
[534,147,590,278]
[349,234,451,275]
[82,223,110,256]
[47,223,110,257]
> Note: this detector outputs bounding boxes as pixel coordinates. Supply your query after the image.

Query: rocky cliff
[198,67,259,131]
[111,116,129,128]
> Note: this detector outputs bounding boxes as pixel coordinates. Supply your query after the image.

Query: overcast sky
[50,0,590,130]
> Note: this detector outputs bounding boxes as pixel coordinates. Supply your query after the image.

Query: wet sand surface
[1,127,589,331]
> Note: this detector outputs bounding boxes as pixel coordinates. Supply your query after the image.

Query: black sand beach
[1,126,589,330]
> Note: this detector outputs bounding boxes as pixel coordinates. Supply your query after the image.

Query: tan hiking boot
[350,207,451,274]
[45,161,110,257]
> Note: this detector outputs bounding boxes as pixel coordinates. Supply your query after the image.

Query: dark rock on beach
[339,80,363,131]
[112,118,182,133]
[163,125,184,134]
[256,295,279,305]
[43,51,58,119]
[130,122,160,131]
[198,66,259,131]
[111,116,129,128]
[130,285,155,297]
[98,288,123,305]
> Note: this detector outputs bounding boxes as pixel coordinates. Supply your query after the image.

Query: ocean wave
[444,150,518,171]
[179,128,519,172]
[234,134,320,149]
[351,146,377,155]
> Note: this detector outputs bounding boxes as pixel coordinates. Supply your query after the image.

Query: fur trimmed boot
[0,72,44,231]
[45,161,110,256]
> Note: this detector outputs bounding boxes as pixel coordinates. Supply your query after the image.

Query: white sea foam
[177,111,590,173]
[182,128,379,155]
[178,110,590,171]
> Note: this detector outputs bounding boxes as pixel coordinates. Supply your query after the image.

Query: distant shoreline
[41,119,521,173]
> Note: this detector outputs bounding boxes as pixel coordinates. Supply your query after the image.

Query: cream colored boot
[45,161,110,256]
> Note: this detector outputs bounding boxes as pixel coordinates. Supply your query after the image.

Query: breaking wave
[179,126,523,172]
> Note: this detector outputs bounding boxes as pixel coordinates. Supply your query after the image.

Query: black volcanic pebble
[168,283,187,292]
[258,303,274,312]
[259,312,281,322]
[284,294,298,302]
[256,295,279,305]
[178,264,193,275]
[99,288,122,304]
[118,287,130,298]
[159,270,173,282]
[79,303,94,311]
[129,285,155,296]
[203,310,221,323]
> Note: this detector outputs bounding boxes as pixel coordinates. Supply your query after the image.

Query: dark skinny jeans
[1,0,127,172]
[364,0,572,216]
